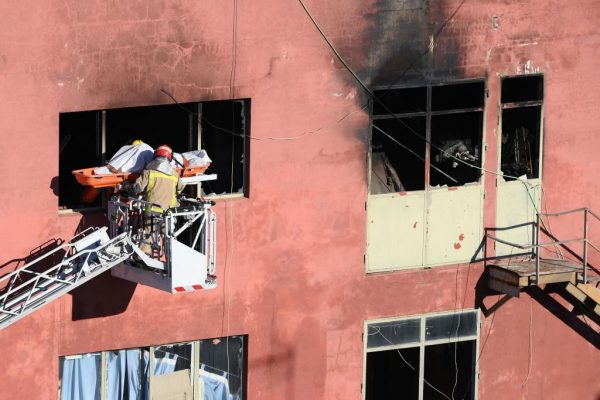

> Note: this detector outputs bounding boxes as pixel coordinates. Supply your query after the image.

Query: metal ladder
[0,227,134,330]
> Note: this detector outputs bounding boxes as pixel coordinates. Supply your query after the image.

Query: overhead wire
[225,0,239,383]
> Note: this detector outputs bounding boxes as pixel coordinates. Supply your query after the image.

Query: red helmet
[154,144,173,161]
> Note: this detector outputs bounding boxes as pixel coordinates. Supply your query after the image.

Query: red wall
[0,0,599,398]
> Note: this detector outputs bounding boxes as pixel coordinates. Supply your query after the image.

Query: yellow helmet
[132,139,144,145]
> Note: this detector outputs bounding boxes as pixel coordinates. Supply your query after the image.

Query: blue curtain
[60,354,101,400]
[106,349,149,400]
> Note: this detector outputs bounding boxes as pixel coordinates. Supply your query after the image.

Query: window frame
[363,309,480,400]
[498,74,544,183]
[58,336,247,400]
[58,99,250,213]
[368,78,487,195]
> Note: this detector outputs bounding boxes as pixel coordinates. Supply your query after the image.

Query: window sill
[58,207,105,216]
[204,192,247,201]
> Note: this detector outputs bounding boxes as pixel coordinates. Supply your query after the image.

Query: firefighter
[129,144,185,211]
[123,144,185,256]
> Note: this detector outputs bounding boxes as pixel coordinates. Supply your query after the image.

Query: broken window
[58,99,250,210]
[500,75,543,180]
[370,81,484,194]
[58,335,247,399]
[365,310,479,400]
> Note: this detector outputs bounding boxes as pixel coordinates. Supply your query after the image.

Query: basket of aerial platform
[72,141,219,293]
[108,193,217,293]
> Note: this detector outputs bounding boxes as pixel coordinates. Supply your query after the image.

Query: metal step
[564,282,600,318]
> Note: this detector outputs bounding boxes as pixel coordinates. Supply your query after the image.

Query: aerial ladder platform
[0,190,217,331]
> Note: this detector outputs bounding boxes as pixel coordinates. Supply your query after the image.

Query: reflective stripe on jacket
[133,158,185,212]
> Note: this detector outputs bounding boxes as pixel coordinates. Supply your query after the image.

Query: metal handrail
[488,207,599,285]
[486,235,585,251]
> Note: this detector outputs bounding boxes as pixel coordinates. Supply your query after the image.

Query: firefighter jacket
[132,157,185,212]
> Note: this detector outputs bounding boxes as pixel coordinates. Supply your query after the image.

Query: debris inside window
[370,81,484,194]
[500,75,543,180]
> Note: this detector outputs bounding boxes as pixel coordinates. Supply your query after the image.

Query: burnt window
[365,310,478,400]
[500,75,543,180]
[370,81,484,194]
[58,99,250,210]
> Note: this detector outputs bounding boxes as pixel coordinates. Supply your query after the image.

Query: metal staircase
[0,227,133,330]
[485,208,600,313]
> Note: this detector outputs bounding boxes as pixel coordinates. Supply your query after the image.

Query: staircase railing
[486,207,600,285]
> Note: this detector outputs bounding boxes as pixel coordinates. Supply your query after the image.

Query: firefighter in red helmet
[123,144,185,256]
[129,144,185,213]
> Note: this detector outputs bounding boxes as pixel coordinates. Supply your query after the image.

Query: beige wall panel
[496,179,541,256]
[426,184,483,265]
[366,192,425,271]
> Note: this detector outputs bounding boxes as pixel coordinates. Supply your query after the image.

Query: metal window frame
[59,98,252,213]
[58,336,247,400]
[363,309,481,400]
[368,78,487,195]
[497,73,545,184]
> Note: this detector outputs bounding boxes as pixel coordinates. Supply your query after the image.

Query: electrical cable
[225,0,238,379]
[295,0,547,223]
[160,88,369,141]
[521,296,534,388]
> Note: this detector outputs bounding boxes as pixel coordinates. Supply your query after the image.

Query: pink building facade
[0,0,599,398]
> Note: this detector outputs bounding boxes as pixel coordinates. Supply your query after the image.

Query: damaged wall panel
[366,79,485,270]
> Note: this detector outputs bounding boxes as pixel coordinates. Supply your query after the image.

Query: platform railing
[486,207,600,285]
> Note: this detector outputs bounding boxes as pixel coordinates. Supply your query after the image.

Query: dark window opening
[366,347,420,400]
[432,81,485,111]
[200,100,248,196]
[200,335,247,400]
[501,75,543,104]
[423,341,476,400]
[105,104,194,159]
[370,80,485,194]
[373,87,427,115]
[430,112,483,187]
[59,111,101,210]
[371,117,426,193]
[365,311,479,400]
[500,75,543,181]
[58,100,250,210]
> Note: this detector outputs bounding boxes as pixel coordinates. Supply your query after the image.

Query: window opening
[199,336,246,400]
[373,86,427,115]
[58,335,247,400]
[500,75,543,104]
[430,112,483,187]
[58,100,250,210]
[59,111,101,210]
[371,117,426,193]
[365,310,479,400]
[423,341,476,400]
[500,75,543,180]
[366,347,420,399]
[370,81,484,195]
[200,100,248,196]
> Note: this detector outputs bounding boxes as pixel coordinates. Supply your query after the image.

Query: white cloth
[176,150,212,168]
[94,145,211,174]
[94,143,154,174]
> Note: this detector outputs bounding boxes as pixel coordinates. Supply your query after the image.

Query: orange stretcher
[72,164,210,189]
